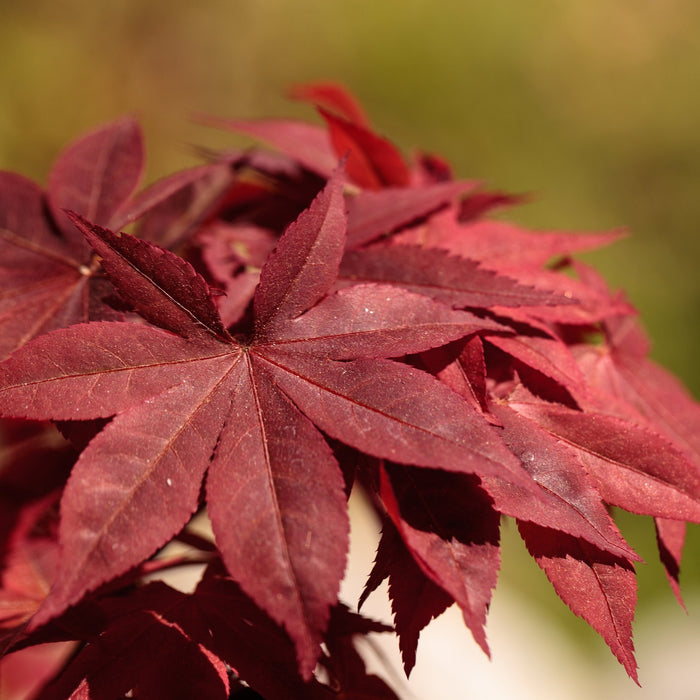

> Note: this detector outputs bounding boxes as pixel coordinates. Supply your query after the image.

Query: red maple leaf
[0,119,143,360]
[0,166,527,678]
[2,82,700,694]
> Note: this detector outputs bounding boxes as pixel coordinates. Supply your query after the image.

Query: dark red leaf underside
[518,522,639,683]
[654,517,686,609]
[363,522,453,677]
[318,606,399,699]
[37,584,229,700]
[381,464,500,659]
[194,571,335,700]
[420,336,490,416]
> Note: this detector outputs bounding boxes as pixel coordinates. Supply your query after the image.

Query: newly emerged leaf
[318,107,411,189]
[208,116,337,179]
[289,81,371,127]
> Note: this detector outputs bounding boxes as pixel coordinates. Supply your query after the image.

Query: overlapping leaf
[339,243,575,310]
[0,120,143,360]
[360,521,453,677]
[518,522,639,683]
[379,464,501,663]
[509,395,700,521]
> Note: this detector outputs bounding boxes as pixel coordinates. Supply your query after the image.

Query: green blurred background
[2,0,699,691]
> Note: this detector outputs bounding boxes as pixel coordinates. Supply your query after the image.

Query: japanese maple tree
[1,82,699,698]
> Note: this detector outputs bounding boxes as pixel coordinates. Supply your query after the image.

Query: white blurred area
[341,489,700,700]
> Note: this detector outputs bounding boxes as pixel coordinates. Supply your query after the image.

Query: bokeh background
[2,1,699,697]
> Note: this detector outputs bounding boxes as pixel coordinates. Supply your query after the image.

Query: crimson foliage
[1,83,699,698]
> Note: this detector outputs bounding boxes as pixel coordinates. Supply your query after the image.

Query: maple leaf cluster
[1,83,699,698]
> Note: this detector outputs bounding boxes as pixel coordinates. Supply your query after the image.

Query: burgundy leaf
[270,284,507,359]
[289,81,371,127]
[380,464,501,659]
[339,244,575,309]
[206,360,349,679]
[0,173,111,360]
[485,334,590,405]
[47,118,144,248]
[490,403,638,559]
[4,82,700,693]
[319,108,411,189]
[396,212,623,269]
[260,352,539,493]
[511,399,700,521]
[254,167,347,335]
[111,161,235,236]
[0,322,230,421]
[345,181,477,249]
[490,268,635,326]
[71,212,229,340]
[518,522,638,683]
[30,377,233,629]
[2,177,529,679]
[576,324,700,469]
[0,173,68,263]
